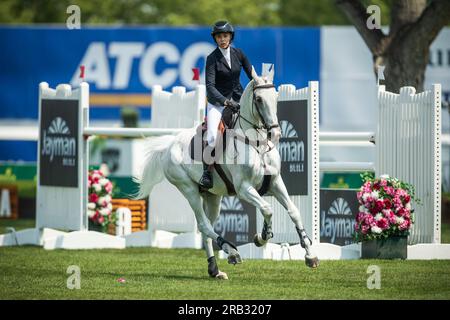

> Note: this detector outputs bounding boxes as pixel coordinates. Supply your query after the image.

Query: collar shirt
[219,46,231,69]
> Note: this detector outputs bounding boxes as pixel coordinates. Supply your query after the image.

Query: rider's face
[215,33,231,49]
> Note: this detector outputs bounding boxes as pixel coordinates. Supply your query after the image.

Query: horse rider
[199,20,253,189]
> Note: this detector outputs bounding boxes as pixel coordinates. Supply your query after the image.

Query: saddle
[188,110,271,196]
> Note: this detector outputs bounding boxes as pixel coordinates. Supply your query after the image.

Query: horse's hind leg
[201,192,228,280]
[269,175,319,268]
[165,168,241,264]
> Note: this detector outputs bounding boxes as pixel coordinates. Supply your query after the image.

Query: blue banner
[0,26,320,161]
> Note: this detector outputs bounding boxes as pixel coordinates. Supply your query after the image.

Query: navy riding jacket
[205,46,252,106]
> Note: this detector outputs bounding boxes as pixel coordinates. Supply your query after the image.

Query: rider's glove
[225,99,240,113]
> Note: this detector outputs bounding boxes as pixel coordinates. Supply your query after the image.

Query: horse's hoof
[253,234,266,247]
[215,271,229,280]
[228,253,243,265]
[305,256,320,268]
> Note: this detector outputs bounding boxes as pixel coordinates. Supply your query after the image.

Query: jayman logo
[321,197,354,244]
[48,117,71,135]
[279,120,304,172]
[215,197,248,241]
[221,197,243,211]
[41,117,76,163]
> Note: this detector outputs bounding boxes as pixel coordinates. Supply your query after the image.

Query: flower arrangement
[87,168,114,231]
[354,173,420,242]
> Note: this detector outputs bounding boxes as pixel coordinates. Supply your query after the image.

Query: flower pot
[361,235,407,259]
[89,220,105,233]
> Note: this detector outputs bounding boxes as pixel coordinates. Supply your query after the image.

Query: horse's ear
[251,65,259,81]
[267,65,274,83]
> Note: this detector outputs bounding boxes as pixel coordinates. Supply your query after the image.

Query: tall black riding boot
[199,162,213,189]
[199,143,214,189]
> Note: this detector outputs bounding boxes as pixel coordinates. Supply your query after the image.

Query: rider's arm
[205,54,228,106]
[237,48,252,81]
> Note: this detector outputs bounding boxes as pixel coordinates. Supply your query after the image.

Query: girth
[213,163,272,197]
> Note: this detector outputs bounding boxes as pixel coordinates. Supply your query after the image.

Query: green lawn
[1,220,450,299]
[0,246,450,300]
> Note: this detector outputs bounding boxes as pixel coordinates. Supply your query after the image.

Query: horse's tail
[132,135,176,199]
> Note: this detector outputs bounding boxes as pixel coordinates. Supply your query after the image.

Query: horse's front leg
[237,182,274,247]
[269,175,319,268]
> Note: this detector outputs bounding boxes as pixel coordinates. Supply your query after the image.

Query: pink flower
[385,186,395,196]
[399,219,410,231]
[98,215,105,224]
[397,208,406,217]
[364,214,375,226]
[377,218,389,230]
[380,179,388,187]
[361,225,370,234]
[386,211,397,224]
[375,200,384,212]
[105,181,113,193]
[89,193,99,203]
[404,195,411,204]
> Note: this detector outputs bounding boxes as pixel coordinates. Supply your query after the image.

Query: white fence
[376,85,441,244]
[1,80,443,250]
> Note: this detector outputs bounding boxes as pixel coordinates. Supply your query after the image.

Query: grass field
[1,246,450,300]
[1,219,450,300]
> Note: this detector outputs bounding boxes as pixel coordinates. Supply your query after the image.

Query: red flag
[79,65,85,79]
[192,68,200,81]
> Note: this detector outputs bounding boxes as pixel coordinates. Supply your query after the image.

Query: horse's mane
[239,79,254,108]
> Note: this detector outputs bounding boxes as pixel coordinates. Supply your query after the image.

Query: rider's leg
[200,103,224,189]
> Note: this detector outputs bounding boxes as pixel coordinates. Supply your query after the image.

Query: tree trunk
[336,0,450,93]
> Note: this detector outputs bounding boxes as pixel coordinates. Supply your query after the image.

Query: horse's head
[247,66,281,143]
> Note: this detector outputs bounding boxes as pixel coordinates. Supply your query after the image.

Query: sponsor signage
[320,189,359,246]
[277,100,308,195]
[214,196,257,248]
[39,99,79,187]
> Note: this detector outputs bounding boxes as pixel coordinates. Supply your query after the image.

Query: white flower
[99,163,110,176]
[99,178,109,186]
[104,195,112,203]
[100,208,111,216]
[362,193,370,202]
[87,202,96,210]
[380,174,390,179]
[107,203,112,211]
[359,205,367,213]
[87,209,96,218]
[371,191,379,200]
[98,196,104,205]
[93,183,102,192]
[405,202,411,210]
[375,213,383,221]
[396,216,405,225]
[371,226,382,234]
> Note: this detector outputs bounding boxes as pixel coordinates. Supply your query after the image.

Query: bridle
[233,82,279,156]
[237,83,279,132]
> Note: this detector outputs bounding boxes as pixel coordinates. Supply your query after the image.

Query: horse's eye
[256,96,262,103]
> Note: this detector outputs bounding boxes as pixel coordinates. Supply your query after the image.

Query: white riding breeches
[206,102,225,147]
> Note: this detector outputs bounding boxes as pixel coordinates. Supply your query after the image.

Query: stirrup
[199,170,213,189]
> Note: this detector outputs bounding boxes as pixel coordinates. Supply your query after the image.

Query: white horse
[135,66,319,280]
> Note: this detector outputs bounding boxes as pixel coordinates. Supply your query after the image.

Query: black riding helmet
[211,20,234,42]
